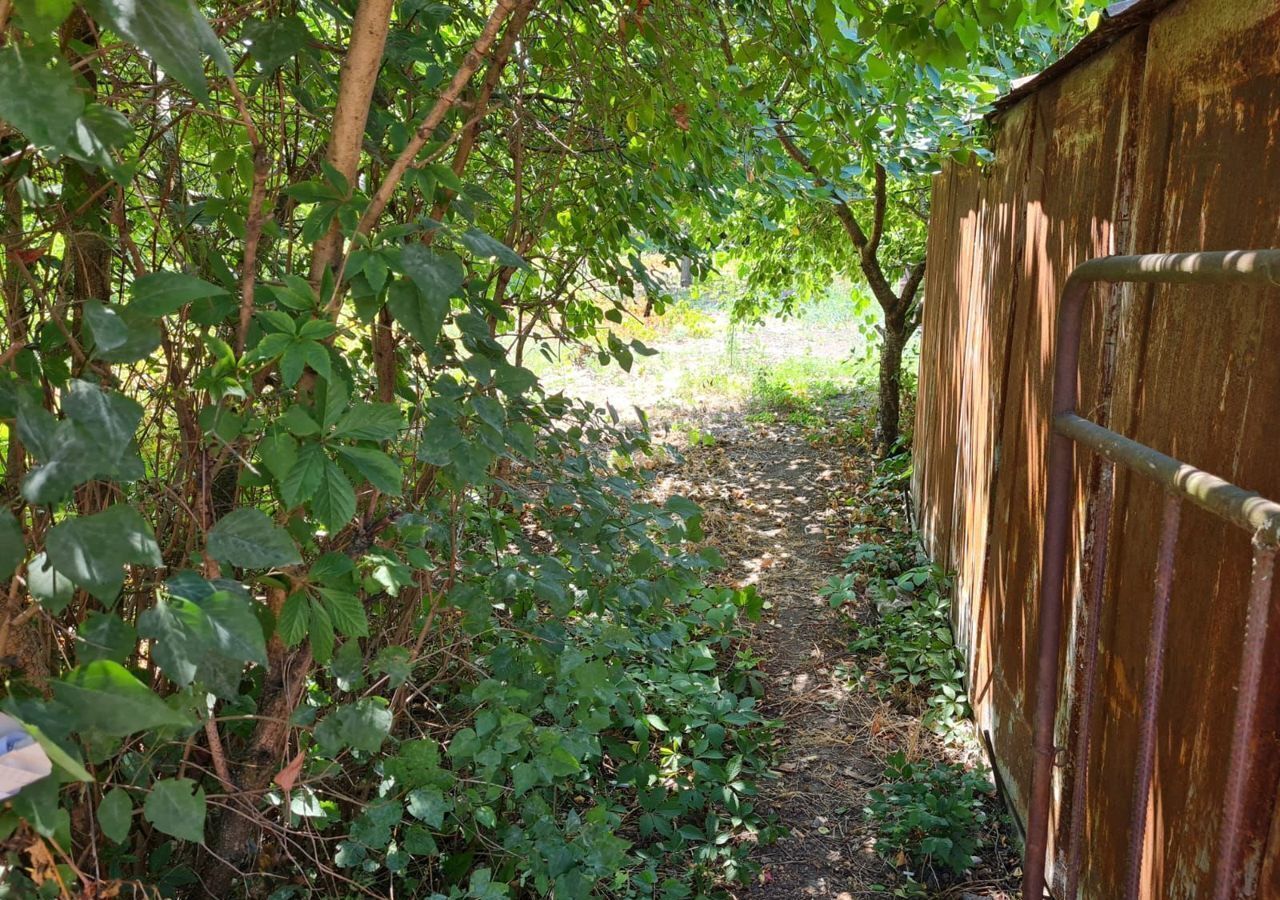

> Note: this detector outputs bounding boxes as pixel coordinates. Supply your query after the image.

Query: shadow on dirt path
[651,412,903,898]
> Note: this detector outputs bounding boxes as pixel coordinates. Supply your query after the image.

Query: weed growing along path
[648,405,1020,899]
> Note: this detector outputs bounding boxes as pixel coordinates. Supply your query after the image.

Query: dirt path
[652,413,901,898]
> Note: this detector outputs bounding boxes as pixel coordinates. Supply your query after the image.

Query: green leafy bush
[865,751,993,879]
[850,565,970,733]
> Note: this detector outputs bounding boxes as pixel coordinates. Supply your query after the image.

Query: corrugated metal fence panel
[913,0,1280,894]
[912,164,959,566]
[1081,2,1280,896]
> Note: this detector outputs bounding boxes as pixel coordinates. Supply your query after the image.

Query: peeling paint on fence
[913,0,1280,895]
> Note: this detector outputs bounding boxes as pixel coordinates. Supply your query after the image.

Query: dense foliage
[0,0,1083,896]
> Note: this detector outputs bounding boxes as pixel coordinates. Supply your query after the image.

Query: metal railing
[1024,250,1280,899]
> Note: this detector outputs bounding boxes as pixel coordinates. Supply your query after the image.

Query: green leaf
[311,457,356,531]
[129,271,228,318]
[319,589,368,638]
[64,103,133,171]
[144,778,206,843]
[276,593,310,647]
[400,245,465,305]
[139,573,267,693]
[62,380,143,459]
[14,0,75,33]
[335,446,402,495]
[406,788,447,827]
[239,15,312,73]
[53,661,192,736]
[387,279,446,350]
[281,442,326,509]
[418,417,463,464]
[27,552,74,614]
[84,0,231,102]
[46,505,161,602]
[207,508,301,569]
[459,228,528,269]
[308,596,335,663]
[0,510,24,581]
[0,47,85,155]
[374,646,411,689]
[314,699,392,755]
[84,302,161,363]
[78,612,136,664]
[333,402,403,441]
[24,722,92,783]
[98,788,133,844]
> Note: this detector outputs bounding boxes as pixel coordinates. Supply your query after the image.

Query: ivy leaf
[98,788,133,844]
[140,573,267,694]
[314,699,392,755]
[0,510,24,580]
[84,301,161,363]
[129,271,228,318]
[46,505,161,602]
[374,646,411,689]
[78,612,136,665]
[311,457,356,531]
[418,418,464,464]
[335,446,402,495]
[143,777,206,843]
[0,47,85,155]
[62,380,143,459]
[83,0,231,102]
[207,508,301,569]
[64,103,133,172]
[53,660,192,735]
[459,228,528,269]
[239,15,313,73]
[406,788,447,827]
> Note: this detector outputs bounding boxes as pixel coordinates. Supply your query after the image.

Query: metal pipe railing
[1023,249,1280,899]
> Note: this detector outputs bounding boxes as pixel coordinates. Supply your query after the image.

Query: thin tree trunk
[876,313,907,454]
[201,587,312,893]
[309,0,397,287]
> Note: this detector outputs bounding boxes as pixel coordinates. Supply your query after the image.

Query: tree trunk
[876,313,907,455]
[679,255,692,288]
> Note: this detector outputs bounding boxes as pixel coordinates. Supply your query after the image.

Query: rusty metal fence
[911,0,1280,895]
[1023,251,1280,899]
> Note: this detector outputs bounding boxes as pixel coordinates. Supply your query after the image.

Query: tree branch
[309,0,397,286]
[326,0,528,318]
[867,162,887,257]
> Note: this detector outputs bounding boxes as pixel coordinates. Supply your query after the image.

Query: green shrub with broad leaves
[864,751,993,883]
[0,1,787,896]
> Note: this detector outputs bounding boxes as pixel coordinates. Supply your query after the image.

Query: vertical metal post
[1123,494,1181,899]
[1212,542,1278,899]
[1064,461,1115,899]
[1024,276,1087,899]
[1020,250,1280,899]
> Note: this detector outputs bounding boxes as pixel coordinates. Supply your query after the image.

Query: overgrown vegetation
[0,0,1082,896]
[865,752,994,889]
[816,447,1011,894]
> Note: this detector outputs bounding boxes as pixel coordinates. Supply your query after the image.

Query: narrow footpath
[652,410,1020,899]
[654,414,899,897]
